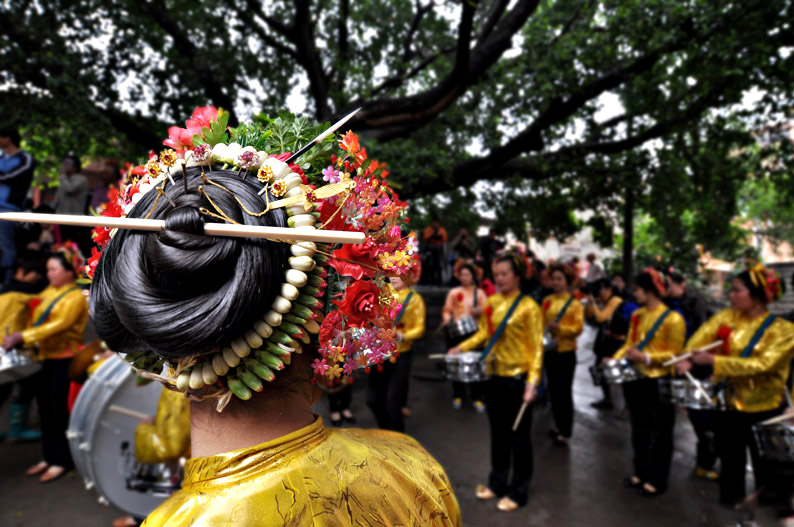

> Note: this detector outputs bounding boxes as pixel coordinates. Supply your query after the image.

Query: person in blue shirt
[0,126,35,284]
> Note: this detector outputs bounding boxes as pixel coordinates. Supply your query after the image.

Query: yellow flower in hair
[159,149,177,167]
[270,180,287,197]
[257,165,274,184]
[145,159,161,177]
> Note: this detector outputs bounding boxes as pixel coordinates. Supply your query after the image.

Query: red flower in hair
[319,310,344,346]
[335,281,380,327]
[86,247,102,280]
[330,241,378,279]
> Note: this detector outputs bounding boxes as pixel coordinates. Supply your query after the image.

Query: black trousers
[452,381,484,402]
[623,378,675,491]
[713,407,781,504]
[485,376,534,505]
[688,408,717,471]
[327,385,352,413]
[34,359,73,468]
[544,350,576,437]
[366,352,413,432]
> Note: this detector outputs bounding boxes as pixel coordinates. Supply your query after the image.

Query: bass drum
[67,355,181,518]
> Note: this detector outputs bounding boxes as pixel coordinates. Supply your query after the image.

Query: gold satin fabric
[0,291,32,334]
[393,287,425,353]
[142,418,461,527]
[541,293,584,352]
[135,388,191,464]
[586,295,622,324]
[614,303,686,378]
[459,292,544,384]
[685,308,794,412]
[21,284,88,360]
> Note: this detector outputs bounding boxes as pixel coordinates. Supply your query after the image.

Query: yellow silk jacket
[586,295,622,324]
[142,418,461,527]
[393,287,425,353]
[685,308,794,413]
[21,284,88,360]
[0,291,32,334]
[135,388,191,464]
[614,303,686,378]
[541,293,584,352]
[459,292,544,384]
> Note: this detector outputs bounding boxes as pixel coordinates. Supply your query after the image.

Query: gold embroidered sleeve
[646,312,686,365]
[558,299,584,339]
[714,321,794,378]
[135,389,191,464]
[525,300,544,385]
[22,292,86,346]
[401,294,426,344]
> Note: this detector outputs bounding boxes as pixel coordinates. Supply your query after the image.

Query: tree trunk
[622,185,634,281]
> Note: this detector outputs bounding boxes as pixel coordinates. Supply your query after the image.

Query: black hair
[48,252,75,274]
[495,254,533,295]
[16,251,46,276]
[64,155,82,172]
[667,271,685,285]
[634,271,663,298]
[734,270,786,305]
[90,167,289,361]
[593,277,615,295]
[549,263,573,285]
[0,127,20,147]
[457,262,478,285]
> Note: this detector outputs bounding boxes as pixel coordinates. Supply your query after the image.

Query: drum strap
[394,291,414,325]
[636,309,672,351]
[33,287,80,327]
[553,295,575,324]
[479,294,524,361]
[740,314,776,359]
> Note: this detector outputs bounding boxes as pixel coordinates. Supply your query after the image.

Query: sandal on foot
[26,461,48,476]
[623,476,642,489]
[475,485,497,500]
[497,497,520,512]
[40,465,66,483]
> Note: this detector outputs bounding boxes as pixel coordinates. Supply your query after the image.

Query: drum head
[0,350,42,384]
[69,356,170,518]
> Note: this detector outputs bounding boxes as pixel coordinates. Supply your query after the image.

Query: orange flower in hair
[747,261,783,303]
[642,267,667,297]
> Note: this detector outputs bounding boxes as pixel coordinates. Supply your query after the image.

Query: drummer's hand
[600,356,613,365]
[523,383,537,404]
[472,306,484,317]
[447,346,462,356]
[691,350,715,366]
[2,332,23,350]
[548,322,560,335]
[625,347,646,363]
[675,360,693,376]
[139,416,155,426]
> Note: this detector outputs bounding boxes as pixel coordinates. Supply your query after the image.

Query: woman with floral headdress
[677,262,794,505]
[610,268,686,497]
[541,263,584,447]
[448,253,543,512]
[79,108,460,526]
[2,242,89,482]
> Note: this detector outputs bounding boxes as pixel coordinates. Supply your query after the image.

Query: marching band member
[449,254,543,512]
[542,264,584,446]
[611,268,686,497]
[367,273,425,431]
[2,243,89,482]
[679,263,794,505]
[586,277,628,410]
[441,261,487,411]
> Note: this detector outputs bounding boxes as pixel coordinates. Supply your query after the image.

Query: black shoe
[590,399,614,410]
[552,435,569,447]
[342,414,357,425]
[330,415,343,427]
[623,477,642,489]
[638,486,665,498]
[547,428,560,440]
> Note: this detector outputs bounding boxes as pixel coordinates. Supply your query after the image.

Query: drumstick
[663,353,691,367]
[760,412,794,427]
[512,402,529,431]
[108,404,150,421]
[683,371,713,402]
[663,341,724,367]
[428,354,447,360]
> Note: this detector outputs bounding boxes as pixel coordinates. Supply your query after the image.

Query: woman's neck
[645,296,662,310]
[742,303,768,320]
[554,289,568,297]
[189,389,316,458]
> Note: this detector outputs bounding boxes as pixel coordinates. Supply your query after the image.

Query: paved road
[0,325,779,526]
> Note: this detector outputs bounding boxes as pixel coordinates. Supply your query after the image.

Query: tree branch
[292,0,331,119]
[476,0,510,42]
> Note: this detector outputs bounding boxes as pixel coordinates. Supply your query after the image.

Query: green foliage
[195,111,230,147]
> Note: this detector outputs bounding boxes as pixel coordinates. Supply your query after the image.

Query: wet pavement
[0,300,784,526]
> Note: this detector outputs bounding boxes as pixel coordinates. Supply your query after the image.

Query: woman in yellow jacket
[449,254,543,512]
[541,264,584,446]
[2,244,89,482]
[678,263,794,505]
[611,268,686,497]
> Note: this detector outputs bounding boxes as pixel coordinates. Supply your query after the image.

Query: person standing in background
[585,253,606,284]
[54,155,91,256]
[479,228,503,281]
[0,126,35,284]
[422,217,447,285]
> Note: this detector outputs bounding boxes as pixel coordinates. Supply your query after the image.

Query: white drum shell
[658,378,724,410]
[446,317,478,341]
[0,348,41,384]
[599,358,640,385]
[443,352,489,383]
[67,356,167,518]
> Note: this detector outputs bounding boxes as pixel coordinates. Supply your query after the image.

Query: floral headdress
[641,267,667,297]
[89,107,419,409]
[746,261,783,303]
[53,241,85,275]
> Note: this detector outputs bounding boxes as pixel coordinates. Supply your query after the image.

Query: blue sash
[479,294,525,361]
[33,287,79,327]
[636,309,672,351]
[394,291,414,325]
[739,315,776,358]
[553,295,575,324]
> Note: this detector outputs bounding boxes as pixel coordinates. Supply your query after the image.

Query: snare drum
[0,347,41,384]
[443,352,489,383]
[446,317,478,341]
[753,423,794,463]
[67,355,181,517]
[659,378,724,410]
[542,330,558,353]
[598,358,641,384]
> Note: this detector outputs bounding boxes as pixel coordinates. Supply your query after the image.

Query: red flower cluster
[330,239,378,280]
[334,281,380,327]
[163,106,218,154]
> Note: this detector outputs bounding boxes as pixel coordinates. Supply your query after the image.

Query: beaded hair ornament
[53,241,86,275]
[80,107,418,409]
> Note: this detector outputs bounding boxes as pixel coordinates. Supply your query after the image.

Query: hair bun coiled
[90,167,289,360]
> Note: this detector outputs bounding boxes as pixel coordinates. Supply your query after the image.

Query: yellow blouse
[0,291,32,334]
[541,293,584,352]
[685,308,794,413]
[21,284,89,360]
[135,388,191,464]
[142,418,461,527]
[586,295,622,324]
[459,292,544,384]
[393,287,426,353]
[614,303,686,378]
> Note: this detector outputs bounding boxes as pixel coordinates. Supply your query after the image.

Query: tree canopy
[2,0,793,260]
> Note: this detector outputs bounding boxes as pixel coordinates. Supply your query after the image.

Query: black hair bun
[90,167,288,360]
